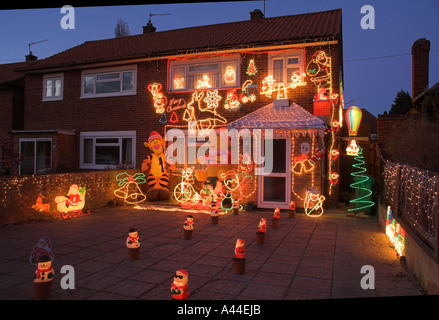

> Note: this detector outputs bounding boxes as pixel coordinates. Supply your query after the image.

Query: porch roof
[227,101,326,134]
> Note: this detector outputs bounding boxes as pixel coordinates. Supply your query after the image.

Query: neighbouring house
[7,8,344,210]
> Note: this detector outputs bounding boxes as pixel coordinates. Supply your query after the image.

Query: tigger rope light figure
[141,131,176,201]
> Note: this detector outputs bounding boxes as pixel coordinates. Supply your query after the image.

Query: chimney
[25,52,37,61]
[142,19,156,34]
[250,9,264,20]
[411,38,430,101]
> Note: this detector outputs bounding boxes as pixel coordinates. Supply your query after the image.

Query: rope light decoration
[347,146,374,213]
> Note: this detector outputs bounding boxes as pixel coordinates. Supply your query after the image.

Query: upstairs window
[43,73,63,101]
[268,51,304,85]
[169,57,240,92]
[81,65,136,98]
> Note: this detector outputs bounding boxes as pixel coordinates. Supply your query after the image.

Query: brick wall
[0,169,141,226]
[20,42,342,208]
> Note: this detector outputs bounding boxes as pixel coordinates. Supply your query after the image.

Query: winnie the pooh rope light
[142,131,176,201]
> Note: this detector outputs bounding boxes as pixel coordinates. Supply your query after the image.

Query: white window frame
[42,73,64,101]
[19,138,52,175]
[169,56,240,92]
[80,131,136,169]
[80,65,137,99]
[268,51,304,85]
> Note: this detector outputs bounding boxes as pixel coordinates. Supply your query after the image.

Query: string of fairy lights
[383,160,438,239]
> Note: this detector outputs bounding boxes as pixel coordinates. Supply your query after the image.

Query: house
[10,8,344,209]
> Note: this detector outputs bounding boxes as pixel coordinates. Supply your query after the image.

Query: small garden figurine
[33,255,54,300]
[289,200,296,219]
[256,218,267,244]
[233,199,239,215]
[126,228,140,260]
[272,207,280,228]
[233,238,246,274]
[210,203,219,224]
[183,215,194,239]
[171,269,189,300]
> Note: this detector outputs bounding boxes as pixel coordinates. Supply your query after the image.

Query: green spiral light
[348,146,375,212]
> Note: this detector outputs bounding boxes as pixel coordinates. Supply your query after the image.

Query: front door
[258,133,291,209]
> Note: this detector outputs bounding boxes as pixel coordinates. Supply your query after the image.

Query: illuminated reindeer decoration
[183,91,227,135]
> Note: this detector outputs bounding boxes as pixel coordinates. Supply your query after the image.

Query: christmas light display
[54,184,89,219]
[224,90,241,111]
[126,228,140,260]
[183,91,227,135]
[29,237,54,265]
[260,74,305,100]
[147,82,167,114]
[347,146,374,213]
[33,254,54,300]
[223,66,236,83]
[171,270,189,300]
[241,80,257,104]
[169,111,179,124]
[304,187,325,217]
[233,238,246,274]
[183,215,194,239]
[345,106,362,136]
[174,168,201,203]
[246,59,258,76]
[142,131,175,201]
[114,172,147,205]
[196,75,211,89]
[385,207,406,257]
[203,90,222,109]
[346,139,359,156]
[306,50,332,91]
[383,160,438,239]
[32,193,50,213]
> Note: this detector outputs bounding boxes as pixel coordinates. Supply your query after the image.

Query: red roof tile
[0,61,29,84]
[19,9,341,71]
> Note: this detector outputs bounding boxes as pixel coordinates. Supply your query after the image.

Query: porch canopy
[228,101,326,136]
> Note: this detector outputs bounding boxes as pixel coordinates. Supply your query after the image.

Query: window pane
[222,62,237,86]
[96,81,121,94]
[97,73,120,80]
[122,138,132,164]
[54,79,62,97]
[273,59,284,83]
[122,72,134,91]
[36,141,51,174]
[20,141,35,174]
[172,66,186,90]
[84,76,94,94]
[96,138,119,144]
[265,139,286,173]
[263,177,286,202]
[188,63,219,73]
[45,80,53,97]
[83,139,93,163]
[287,67,300,81]
[287,57,299,65]
[95,146,120,165]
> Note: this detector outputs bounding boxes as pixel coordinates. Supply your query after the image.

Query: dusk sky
[1,0,438,116]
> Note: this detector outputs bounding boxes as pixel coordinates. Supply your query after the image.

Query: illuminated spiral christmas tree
[348,146,375,213]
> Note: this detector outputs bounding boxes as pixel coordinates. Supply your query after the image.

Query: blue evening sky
[1,0,438,116]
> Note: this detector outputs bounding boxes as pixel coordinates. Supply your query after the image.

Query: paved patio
[0,204,424,300]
